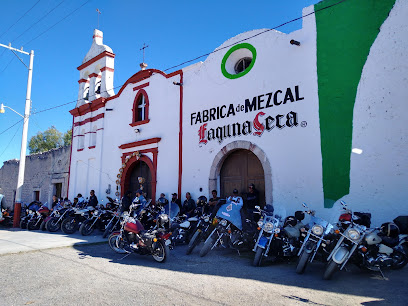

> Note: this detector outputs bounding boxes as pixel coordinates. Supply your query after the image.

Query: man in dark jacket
[121,190,132,213]
[89,190,98,207]
[181,192,196,216]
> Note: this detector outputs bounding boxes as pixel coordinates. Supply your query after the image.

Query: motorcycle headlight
[312,225,324,236]
[94,211,99,216]
[274,228,281,234]
[347,229,360,240]
[220,219,228,227]
[81,213,85,216]
[204,216,210,223]
[264,222,274,233]
[257,220,264,228]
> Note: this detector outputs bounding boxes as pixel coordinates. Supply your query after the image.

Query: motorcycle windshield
[216,199,243,230]
[163,203,180,220]
[310,215,333,234]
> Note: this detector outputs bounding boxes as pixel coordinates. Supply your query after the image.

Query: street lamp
[0,43,34,227]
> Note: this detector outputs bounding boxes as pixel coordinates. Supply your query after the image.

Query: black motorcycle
[79,205,112,236]
[199,198,257,257]
[61,202,95,234]
[20,201,41,229]
[252,206,305,266]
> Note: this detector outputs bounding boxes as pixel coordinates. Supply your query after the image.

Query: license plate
[258,236,268,248]
[165,239,171,246]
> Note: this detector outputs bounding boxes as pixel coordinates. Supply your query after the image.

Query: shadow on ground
[73,240,408,305]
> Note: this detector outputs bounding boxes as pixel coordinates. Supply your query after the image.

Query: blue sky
[0,0,320,166]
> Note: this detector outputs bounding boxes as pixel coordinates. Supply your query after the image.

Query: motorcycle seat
[381,236,399,248]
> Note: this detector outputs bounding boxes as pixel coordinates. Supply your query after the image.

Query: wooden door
[128,161,152,199]
[220,149,265,207]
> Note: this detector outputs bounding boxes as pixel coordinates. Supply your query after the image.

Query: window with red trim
[131,89,149,126]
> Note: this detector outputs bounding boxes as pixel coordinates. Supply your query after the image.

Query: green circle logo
[221,43,257,79]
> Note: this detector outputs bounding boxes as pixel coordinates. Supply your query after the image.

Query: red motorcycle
[27,204,50,231]
[108,203,172,263]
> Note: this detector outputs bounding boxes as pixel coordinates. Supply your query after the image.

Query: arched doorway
[124,160,152,199]
[220,149,265,207]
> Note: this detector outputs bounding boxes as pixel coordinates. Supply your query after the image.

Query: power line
[0,119,24,136]
[0,0,41,39]
[23,0,91,47]
[25,0,348,116]
[164,0,347,71]
[0,120,23,158]
[11,1,66,45]
[0,55,15,74]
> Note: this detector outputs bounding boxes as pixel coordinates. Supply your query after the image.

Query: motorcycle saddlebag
[393,216,408,234]
[354,212,371,228]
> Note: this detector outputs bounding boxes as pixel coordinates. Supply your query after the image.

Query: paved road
[1,236,407,306]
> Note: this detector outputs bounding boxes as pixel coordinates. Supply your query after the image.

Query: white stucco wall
[181,5,323,215]
[340,0,408,226]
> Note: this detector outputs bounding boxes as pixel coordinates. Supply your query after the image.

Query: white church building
[68,0,407,226]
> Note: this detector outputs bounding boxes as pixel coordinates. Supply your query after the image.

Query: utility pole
[0,42,34,227]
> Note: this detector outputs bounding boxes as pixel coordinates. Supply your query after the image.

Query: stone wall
[0,146,71,210]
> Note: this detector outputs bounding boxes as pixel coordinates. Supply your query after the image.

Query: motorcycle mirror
[340,200,347,207]
[255,205,260,211]
[302,203,308,208]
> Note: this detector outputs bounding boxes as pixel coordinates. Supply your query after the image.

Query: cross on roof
[96,9,101,29]
[140,43,149,63]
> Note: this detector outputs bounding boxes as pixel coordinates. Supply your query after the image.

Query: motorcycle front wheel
[253,247,265,267]
[20,219,28,229]
[61,217,78,234]
[296,251,311,274]
[40,220,47,231]
[108,233,127,254]
[152,240,169,263]
[186,230,201,255]
[103,222,113,238]
[323,260,339,280]
[27,219,39,231]
[200,232,217,257]
[46,218,60,232]
[79,220,94,236]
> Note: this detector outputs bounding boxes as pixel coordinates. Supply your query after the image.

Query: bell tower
[76,29,115,107]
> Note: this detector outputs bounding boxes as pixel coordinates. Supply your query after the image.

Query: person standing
[181,192,196,216]
[51,195,59,209]
[246,183,260,222]
[171,193,182,210]
[89,190,98,208]
[121,190,132,213]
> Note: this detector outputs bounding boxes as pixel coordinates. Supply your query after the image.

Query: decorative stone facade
[0,146,71,210]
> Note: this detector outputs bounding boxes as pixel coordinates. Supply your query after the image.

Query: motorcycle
[20,201,41,229]
[252,206,305,266]
[79,204,112,236]
[108,203,172,262]
[61,202,95,234]
[172,197,208,246]
[43,202,69,232]
[324,202,408,279]
[199,198,257,257]
[186,197,212,255]
[295,203,334,274]
[102,197,122,238]
[27,204,50,231]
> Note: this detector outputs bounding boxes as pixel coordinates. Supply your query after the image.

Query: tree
[63,129,72,146]
[28,126,66,154]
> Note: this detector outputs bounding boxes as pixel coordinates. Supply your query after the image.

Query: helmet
[197,196,207,206]
[295,211,305,221]
[339,213,352,230]
[284,216,297,227]
[380,222,400,238]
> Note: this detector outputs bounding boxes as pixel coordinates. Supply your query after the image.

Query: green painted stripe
[315,0,396,208]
